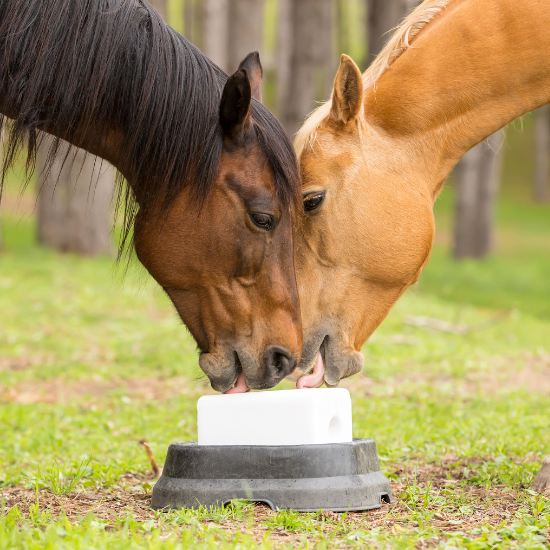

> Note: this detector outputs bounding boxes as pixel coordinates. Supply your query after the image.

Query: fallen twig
[403,310,510,335]
[139,439,162,478]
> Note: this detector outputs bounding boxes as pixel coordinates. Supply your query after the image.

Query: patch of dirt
[0,376,210,404]
[344,350,550,396]
[1,475,347,546]
[0,356,50,372]
[1,474,156,524]
[3,348,550,405]
[2,460,547,546]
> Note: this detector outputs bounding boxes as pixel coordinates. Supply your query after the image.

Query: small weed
[28,499,52,527]
[23,457,92,495]
[266,510,317,533]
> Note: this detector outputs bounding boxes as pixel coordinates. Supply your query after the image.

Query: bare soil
[0,375,205,405]
[3,349,550,405]
[3,461,547,547]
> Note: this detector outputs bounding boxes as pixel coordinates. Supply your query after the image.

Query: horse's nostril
[264,346,295,379]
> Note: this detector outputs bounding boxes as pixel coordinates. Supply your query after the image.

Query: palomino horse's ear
[329,54,363,124]
[238,52,263,103]
[219,68,252,140]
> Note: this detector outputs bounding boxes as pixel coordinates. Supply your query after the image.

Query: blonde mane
[294,0,453,158]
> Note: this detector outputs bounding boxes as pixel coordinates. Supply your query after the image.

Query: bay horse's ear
[329,54,363,124]
[220,68,252,140]
[238,51,263,103]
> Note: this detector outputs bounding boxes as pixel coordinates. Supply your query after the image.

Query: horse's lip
[316,336,327,371]
[319,337,327,366]
[303,336,327,376]
[226,352,244,391]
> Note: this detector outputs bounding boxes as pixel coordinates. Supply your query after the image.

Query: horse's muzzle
[199,346,298,393]
[294,328,364,387]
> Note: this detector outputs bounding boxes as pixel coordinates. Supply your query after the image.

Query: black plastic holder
[151,438,392,512]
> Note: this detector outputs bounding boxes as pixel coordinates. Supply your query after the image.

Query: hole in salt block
[328,415,343,438]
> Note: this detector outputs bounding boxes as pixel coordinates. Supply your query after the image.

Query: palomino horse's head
[292,55,434,387]
[134,55,302,392]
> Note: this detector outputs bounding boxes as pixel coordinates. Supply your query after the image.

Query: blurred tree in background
[454,131,505,259]
[228,0,266,72]
[36,142,115,256]
[204,0,229,69]
[534,105,550,203]
[280,0,333,135]
[366,0,409,60]
[151,0,168,19]
[454,130,505,259]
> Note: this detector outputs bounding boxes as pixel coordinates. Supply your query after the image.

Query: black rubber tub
[151,438,392,512]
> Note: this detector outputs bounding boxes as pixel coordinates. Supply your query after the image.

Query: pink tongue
[297,351,325,389]
[224,371,249,394]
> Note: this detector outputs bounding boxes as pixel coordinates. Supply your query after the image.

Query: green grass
[1,118,550,548]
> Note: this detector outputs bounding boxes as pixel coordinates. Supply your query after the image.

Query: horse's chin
[323,348,364,386]
[199,350,241,393]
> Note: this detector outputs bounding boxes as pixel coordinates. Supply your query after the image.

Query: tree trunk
[37,141,115,256]
[203,0,230,71]
[320,0,334,99]
[184,0,204,49]
[367,0,409,62]
[194,0,205,52]
[184,0,194,40]
[534,105,549,203]
[335,0,346,63]
[227,0,265,73]
[281,0,333,136]
[532,454,550,492]
[366,0,421,65]
[453,130,505,260]
[148,0,167,21]
[276,0,292,118]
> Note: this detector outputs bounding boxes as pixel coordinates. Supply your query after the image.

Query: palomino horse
[293,0,550,490]
[0,0,302,392]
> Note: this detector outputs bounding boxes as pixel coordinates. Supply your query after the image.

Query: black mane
[0,0,300,252]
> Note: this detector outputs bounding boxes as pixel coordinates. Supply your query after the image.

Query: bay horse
[0,0,302,393]
[293,0,550,490]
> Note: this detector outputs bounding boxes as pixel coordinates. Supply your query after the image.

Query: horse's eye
[303,192,325,212]
[250,213,274,231]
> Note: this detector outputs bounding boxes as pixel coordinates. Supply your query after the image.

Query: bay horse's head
[292,55,434,387]
[133,54,302,392]
[0,0,301,393]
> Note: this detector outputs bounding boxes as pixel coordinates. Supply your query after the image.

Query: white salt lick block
[197,388,352,446]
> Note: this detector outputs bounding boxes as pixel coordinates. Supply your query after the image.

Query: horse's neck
[364,0,550,199]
